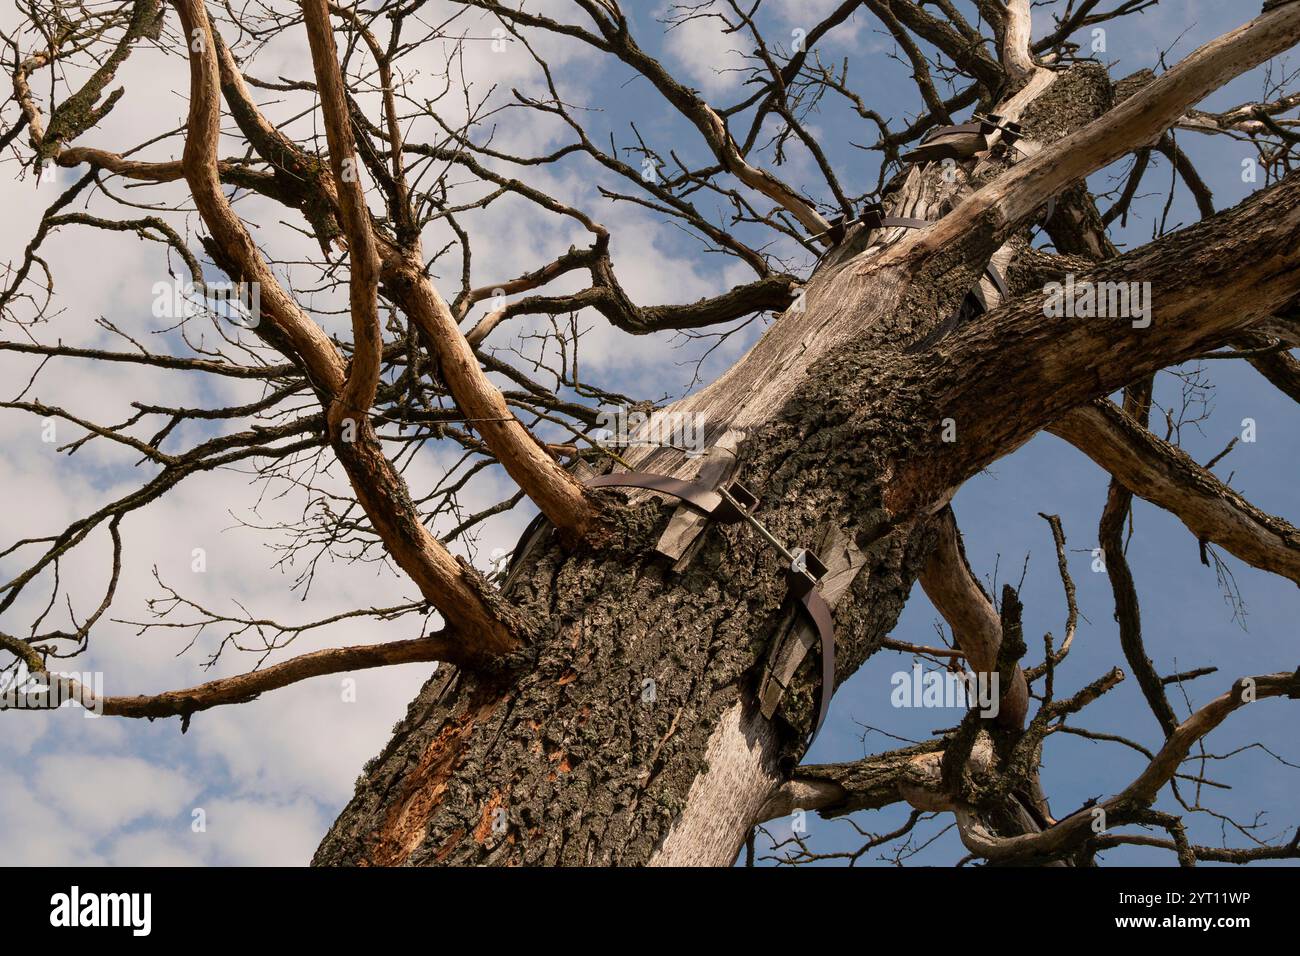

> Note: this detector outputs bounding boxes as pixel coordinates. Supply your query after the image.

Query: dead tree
[2,0,1300,866]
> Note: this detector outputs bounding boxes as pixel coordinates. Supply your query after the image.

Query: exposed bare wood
[999,0,1039,86]
[3,0,1297,870]
[919,508,1029,728]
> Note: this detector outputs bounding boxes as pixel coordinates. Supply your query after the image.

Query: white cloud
[33,754,200,832]
[659,5,751,96]
[109,828,208,867]
[0,776,107,866]
[200,796,328,866]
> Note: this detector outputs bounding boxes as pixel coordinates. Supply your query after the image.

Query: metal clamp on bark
[901,113,1021,163]
[585,472,757,523]
[590,473,837,745]
[901,121,988,164]
[496,466,742,586]
[810,205,1008,300]
[809,204,935,245]
[856,203,937,233]
[972,113,1024,145]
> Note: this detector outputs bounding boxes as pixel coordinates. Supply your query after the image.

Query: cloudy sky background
[0,0,1295,866]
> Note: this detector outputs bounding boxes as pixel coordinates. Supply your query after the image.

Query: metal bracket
[857,203,935,233]
[900,122,991,164]
[717,486,828,596]
[897,113,1025,165]
[808,203,1010,355]
[586,472,757,524]
[589,472,837,746]
[973,112,1024,145]
[654,430,746,566]
[496,465,838,746]
[810,205,937,245]
[809,214,849,246]
[717,485,835,745]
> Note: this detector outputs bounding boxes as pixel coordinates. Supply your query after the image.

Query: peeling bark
[317,46,1300,866]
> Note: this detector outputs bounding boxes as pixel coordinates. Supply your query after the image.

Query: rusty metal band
[923,116,1021,143]
[586,471,836,745]
[585,472,730,520]
[919,120,987,141]
[799,588,836,747]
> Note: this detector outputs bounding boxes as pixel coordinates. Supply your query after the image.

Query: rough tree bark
[6,0,1299,869]
[314,36,1300,862]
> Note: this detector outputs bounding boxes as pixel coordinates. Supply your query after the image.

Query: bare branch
[1050,399,1300,586]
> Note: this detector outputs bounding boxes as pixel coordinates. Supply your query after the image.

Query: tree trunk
[7,0,1299,872]
[312,57,1300,866]
[313,65,1105,867]
[311,156,1033,863]
[311,337,936,865]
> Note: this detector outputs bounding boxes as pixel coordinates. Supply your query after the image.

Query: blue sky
[743,1,1300,865]
[0,0,1295,866]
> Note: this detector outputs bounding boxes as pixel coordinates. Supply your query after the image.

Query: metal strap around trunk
[812,211,944,247]
[984,259,1010,300]
[585,472,747,522]
[585,470,836,746]
[920,120,987,141]
[900,122,990,164]
[859,208,936,232]
[921,115,1022,144]
[973,113,1023,145]
[798,587,835,747]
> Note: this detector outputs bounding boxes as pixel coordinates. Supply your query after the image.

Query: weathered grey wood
[655,429,744,564]
[313,14,1300,865]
